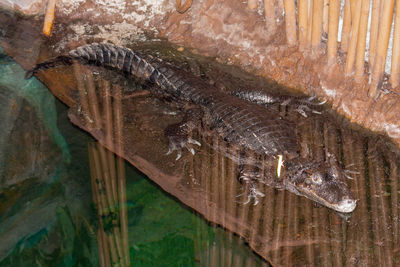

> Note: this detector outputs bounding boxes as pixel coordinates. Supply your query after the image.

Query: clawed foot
[237,170,264,205]
[295,104,322,118]
[166,137,201,160]
[237,183,265,205]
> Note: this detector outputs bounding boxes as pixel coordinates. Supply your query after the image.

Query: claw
[166,148,173,155]
[296,108,308,118]
[188,138,201,146]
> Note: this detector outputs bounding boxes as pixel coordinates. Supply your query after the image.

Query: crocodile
[26,43,356,213]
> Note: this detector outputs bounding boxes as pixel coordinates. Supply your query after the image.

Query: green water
[0,46,268,266]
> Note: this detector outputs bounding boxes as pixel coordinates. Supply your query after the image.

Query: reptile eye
[311,174,322,184]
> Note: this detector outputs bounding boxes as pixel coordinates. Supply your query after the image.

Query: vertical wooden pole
[322,0,330,37]
[307,0,314,45]
[327,0,340,63]
[298,0,309,48]
[354,0,371,80]
[390,0,400,87]
[113,85,130,267]
[89,144,112,267]
[369,0,395,98]
[340,0,352,52]
[345,0,362,75]
[369,0,382,70]
[263,0,277,32]
[73,63,91,126]
[284,0,297,45]
[42,0,56,36]
[248,0,258,9]
[311,0,324,48]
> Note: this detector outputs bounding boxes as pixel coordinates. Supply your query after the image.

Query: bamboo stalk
[322,0,330,37]
[85,69,102,129]
[284,0,297,45]
[390,0,400,87]
[329,129,347,267]
[327,0,340,63]
[260,156,275,256]
[311,0,324,48]
[42,0,56,36]
[89,144,117,266]
[374,147,393,267]
[340,0,352,52]
[89,144,111,267]
[86,74,123,263]
[113,85,130,267]
[352,137,371,265]
[307,0,314,46]
[389,158,399,245]
[344,0,362,75]
[283,193,296,267]
[354,0,370,80]
[369,0,395,99]
[298,0,309,49]
[73,63,91,126]
[368,142,385,265]
[102,80,118,206]
[369,0,382,69]
[315,122,331,267]
[248,0,258,10]
[263,0,276,32]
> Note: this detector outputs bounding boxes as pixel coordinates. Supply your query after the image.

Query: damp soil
[1,10,400,267]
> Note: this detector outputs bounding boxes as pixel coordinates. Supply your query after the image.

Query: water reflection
[74,63,129,266]
[77,67,270,266]
[68,62,400,266]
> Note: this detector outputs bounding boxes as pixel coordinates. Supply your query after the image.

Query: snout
[336,198,357,213]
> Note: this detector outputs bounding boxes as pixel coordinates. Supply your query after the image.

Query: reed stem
[311,0,324,48]
[340,0,351,52]
[298,0,309,49]
[284,0,297,45]
[390,0,400,87]
[327,0,340,63]
[322,0,330,37]
[345,0,362,75]
[73,63,91,126]
[354,0,370,80]
[369,0,382,70]
[42,0,56,36]
[248,0,258,10]
[263,0,276,32]
[369,0,395,98]
[113,85,130,267]
[307,0,314,46]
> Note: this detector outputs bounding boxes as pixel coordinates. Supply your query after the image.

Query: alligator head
[283,154,356,213]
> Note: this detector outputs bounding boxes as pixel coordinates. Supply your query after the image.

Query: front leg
[164,108,202,160]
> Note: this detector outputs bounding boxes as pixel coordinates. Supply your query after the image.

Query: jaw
[285,181,357,213]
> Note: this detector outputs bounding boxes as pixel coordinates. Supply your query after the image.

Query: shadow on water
[1,10,400,267]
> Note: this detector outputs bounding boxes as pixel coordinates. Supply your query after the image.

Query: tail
[25,55,74,79]
[25,43,158,81]
[25,43,188,101]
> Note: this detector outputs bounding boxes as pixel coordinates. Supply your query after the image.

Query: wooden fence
[248,0,400,99]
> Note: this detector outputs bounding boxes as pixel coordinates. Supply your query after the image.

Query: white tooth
[175,152,182,161]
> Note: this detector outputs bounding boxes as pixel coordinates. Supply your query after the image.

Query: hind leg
[164,108,202,160]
